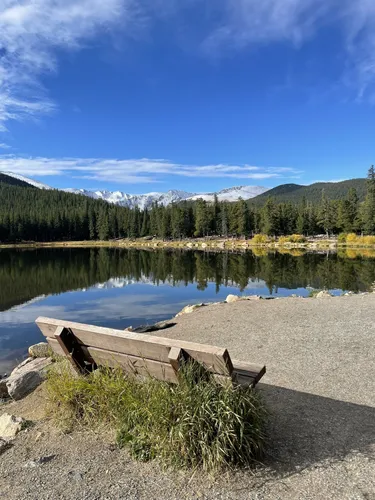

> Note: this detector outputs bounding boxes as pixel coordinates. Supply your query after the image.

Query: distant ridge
[250,178,367,204]
[0,172,40,189]
[0,171,51,190]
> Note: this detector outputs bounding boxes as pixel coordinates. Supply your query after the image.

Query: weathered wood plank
[232,360,266,383]
[54,326,95,374]
[168,347,183,373]
[36,317,233,375]
[47,337,65,356]
[86,347,178,383]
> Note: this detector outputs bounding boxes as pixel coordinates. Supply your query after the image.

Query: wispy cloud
[0,0,132,131]
[0,143,11,149]
[1,0,375,135]
[203,0,375,99]
[0,155,301,183]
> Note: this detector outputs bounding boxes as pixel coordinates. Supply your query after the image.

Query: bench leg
[54,326,96,375]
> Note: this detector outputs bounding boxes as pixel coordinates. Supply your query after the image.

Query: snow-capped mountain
[2,171,51,190]
[63,185,267,209]
[2,170,268,208]
[63,188,194,209]
[188,185,266,203]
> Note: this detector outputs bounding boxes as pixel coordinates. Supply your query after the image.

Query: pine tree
[194,199,209,237]
[262,198,278,235]
[96,209,109,240]
[363,166,375,234]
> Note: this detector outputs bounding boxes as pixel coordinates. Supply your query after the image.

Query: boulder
[0,378,9,398]
[225,294,241,303]
[315,290,333,299]
[6,357,52,400]
[28,342,51,358]
[176,303,204,316]
[0,413,25,438]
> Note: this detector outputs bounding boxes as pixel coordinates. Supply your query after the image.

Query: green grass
[46,361,267,471]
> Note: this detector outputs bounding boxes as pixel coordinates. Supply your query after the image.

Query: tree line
[1,167,375,243]
[1,247,374,311]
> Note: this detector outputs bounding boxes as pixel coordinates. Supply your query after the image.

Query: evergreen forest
[1,167,375,243]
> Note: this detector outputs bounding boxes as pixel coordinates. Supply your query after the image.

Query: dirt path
[1,295,374,499]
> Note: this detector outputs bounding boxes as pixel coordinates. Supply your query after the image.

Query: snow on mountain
[187,185,267,203]
[2,170,268,207]
[64,185,267,209]
[64,188,194,209]
[2,171,52,190]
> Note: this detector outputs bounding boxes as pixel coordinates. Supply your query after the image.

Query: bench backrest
[36,316,234,383]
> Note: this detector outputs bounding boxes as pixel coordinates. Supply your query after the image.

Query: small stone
[28,342,51,358]
[24,455,56,468]
[68,471,84,482]
[6,357,53,400]
[35,431,44,442]
[0,413,25,438]
[225,294,241,303]
[315,290,333,299]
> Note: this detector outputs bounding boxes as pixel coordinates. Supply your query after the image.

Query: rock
[24,455,56,468]
[28,342,51,358]
[6,357,53,400]
[0,378,9,398]
[68,470,84,482]
[176,303,204,316]
[315,290,333,299]
[243,295,262,301]
[0,437,13,455]
[0,413,25,438]
[225,294,241,303]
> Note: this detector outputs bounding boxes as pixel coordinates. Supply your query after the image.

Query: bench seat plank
[40,318,266,387]
[37,317,232,375]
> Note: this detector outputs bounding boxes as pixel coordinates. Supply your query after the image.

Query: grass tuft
[46,361,267,471]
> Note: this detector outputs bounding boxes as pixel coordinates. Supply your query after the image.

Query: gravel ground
[1,295,375,499]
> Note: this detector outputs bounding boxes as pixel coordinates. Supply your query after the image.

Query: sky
[0,0,375,194]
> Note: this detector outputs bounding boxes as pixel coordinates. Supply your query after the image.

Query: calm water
[1,247,375,373]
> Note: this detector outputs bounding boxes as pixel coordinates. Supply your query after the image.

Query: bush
[47,362,267,471]
[278,234,306,244]
[346,233,358,244]
[337,233,348,243]
[250,234,270,244]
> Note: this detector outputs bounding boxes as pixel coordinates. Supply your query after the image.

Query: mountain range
[63,185,267,209]
[1,171,267,208]
[0,171,369,206]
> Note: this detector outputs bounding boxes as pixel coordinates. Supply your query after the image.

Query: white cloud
[0,0,132,130]
[0,155,301,183]
[1,0,375,135]
[202,0,329,52]
[203,0,375,99]
[0,143,11,149]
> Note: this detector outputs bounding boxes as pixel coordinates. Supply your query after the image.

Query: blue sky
[0,0,374,194]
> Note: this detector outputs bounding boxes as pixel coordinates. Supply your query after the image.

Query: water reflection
[1,247,375,372]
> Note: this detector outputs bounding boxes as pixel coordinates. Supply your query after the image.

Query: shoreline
[2,236,375,252]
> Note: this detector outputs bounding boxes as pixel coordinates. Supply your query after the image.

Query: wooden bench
[35,317,266,387]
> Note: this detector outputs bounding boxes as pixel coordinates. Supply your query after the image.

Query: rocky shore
[1,293,374,499]
[1,236,375,253]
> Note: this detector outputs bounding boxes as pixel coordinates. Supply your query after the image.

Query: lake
[1,246,375,373]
